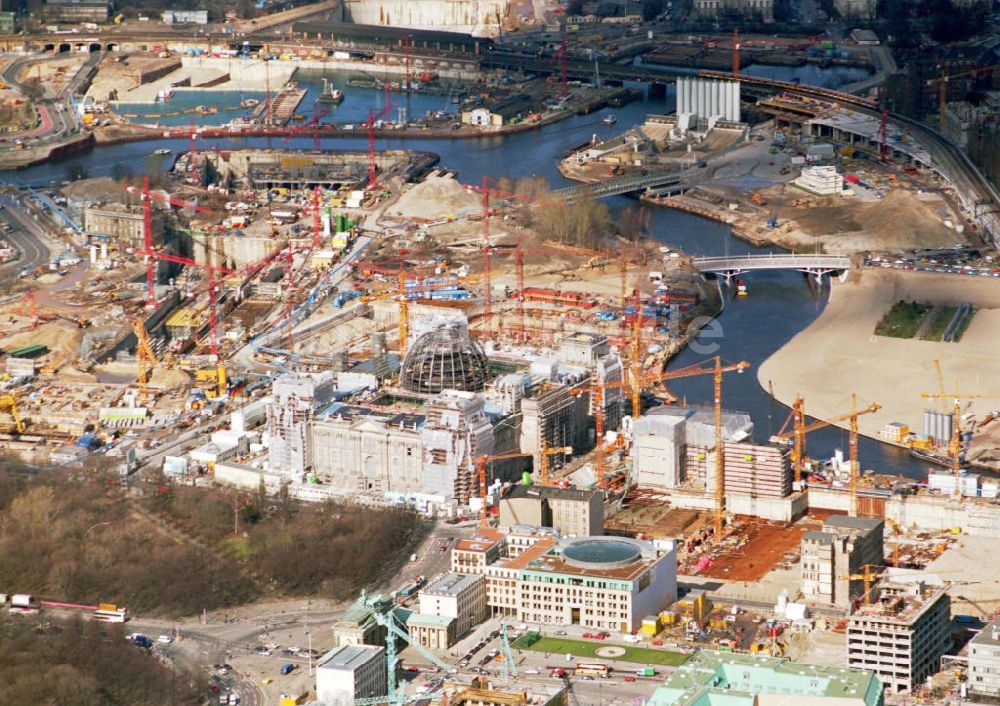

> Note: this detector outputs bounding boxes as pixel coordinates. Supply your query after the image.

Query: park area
[512,633,689,667]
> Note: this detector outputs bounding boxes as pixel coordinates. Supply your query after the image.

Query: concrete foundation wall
[886,495,1000,537]
[726,491,807,522]
[808,487,853,513]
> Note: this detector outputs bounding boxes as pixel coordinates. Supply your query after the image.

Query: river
[8,61,927,480]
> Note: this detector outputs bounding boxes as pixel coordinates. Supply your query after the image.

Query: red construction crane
[282,105,330,144]
[367,85,396,190]
[461,181,573,340]
[188,118,200,187]
[127,177,212,309]
[553,39,569,99]
[312,186,323,250]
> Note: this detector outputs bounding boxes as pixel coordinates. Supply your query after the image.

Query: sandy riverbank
[758,268,1000,454]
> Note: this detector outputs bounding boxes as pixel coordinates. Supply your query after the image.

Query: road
[0,51,96,152]
[0,194,53,282]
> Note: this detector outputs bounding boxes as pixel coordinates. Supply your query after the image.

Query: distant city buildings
[693,0,773,22]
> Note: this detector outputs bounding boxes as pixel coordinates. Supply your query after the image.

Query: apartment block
[847,571,951,693]
[968,617,1000,697]
[802,515,885,608]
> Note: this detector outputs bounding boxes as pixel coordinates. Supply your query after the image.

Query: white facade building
[968,617,1000,697]
[315,644,387,705]
[847,571,951,693]
[452,532,677,632]
[792,165,845,195]
[265,373,334,478]
[676,77,741,132]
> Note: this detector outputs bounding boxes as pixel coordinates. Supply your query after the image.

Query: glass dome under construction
[399,322,490,394]
[562,538,641,569]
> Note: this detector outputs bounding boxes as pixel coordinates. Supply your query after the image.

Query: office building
[84,204,163,249]
[498,485,604,537]
[835,0,877,19]
[453,532,677,633]
[162,10,208,24]
[44,0,110,22]
[847,571,951,693]
[648,650,884,706]
[408,573,486,649]
[692,0,773,20]
[968,617,1000,697]
[315,644,387,705]
[633,407,753,491]
[802,516,885,608]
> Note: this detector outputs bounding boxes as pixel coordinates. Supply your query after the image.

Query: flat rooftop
[422,572,481,597]
[505,484,596,503]
[649,650,883,706]
[317,644,383,671]
[850,571,948,625]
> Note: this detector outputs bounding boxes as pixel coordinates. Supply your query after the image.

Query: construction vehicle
[476,447,572,525]
[0,394,25,434]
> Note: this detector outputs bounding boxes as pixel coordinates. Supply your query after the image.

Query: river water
[9,61,927,479]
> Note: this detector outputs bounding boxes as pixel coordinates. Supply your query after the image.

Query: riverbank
[0,131,93,170]
[758,268,1000,470]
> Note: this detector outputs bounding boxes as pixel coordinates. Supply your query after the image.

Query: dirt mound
[390,174,482,221]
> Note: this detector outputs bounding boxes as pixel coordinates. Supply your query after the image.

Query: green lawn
[874,301,931,339]
[512,634,689,667]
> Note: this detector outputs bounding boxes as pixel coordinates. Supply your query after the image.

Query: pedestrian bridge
[553,171,684,203]
[692,254,852,279]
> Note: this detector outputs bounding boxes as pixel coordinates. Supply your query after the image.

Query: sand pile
[390,174,482,221]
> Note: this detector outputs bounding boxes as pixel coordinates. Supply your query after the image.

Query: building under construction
[399,321,490,394]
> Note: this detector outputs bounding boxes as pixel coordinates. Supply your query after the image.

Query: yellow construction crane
[0,394,25,434]
[476,447,573,525]
[886,517,904,567]
[839,563,884,606]
[920,388,1000,499]
[133,319,158,403]
[774,395,881,515]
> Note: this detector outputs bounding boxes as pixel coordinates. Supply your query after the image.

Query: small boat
[240,97,260,109]
[317,78,344,104]
[602,114,618,125]
[194,105,218,115]
[153,148,172,156]
[293,113,305,121]
[156,87,173,102]
[736,278,748,296]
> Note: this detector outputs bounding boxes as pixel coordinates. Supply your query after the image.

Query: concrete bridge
[553,171,685,203]
[692,253,852,280]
